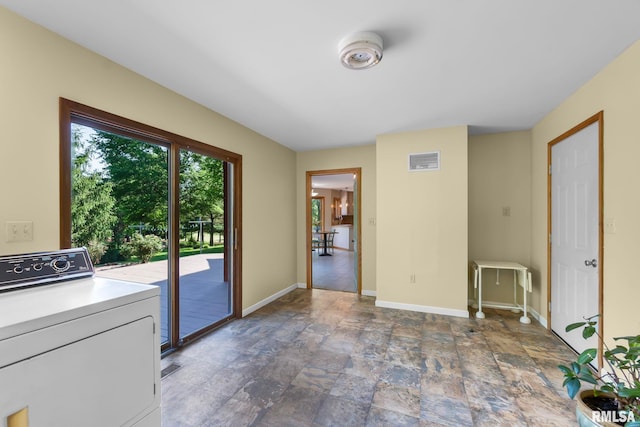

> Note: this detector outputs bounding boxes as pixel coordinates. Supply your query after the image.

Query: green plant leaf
[607,346,628,357]
[565,378,581,399]
[615,335,640,342]
[583,325,596,339]
[578,371,598,385]
[618,388,640,398]
[566,322,587,332]
[571,362,581,375]
[558,365,572,375]
[600,384,614,393]
[578,348,597,365]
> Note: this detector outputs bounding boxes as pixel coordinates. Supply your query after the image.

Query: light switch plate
[6,221,33,242]
[604,218,616,234]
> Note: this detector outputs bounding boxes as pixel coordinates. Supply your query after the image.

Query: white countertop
[0,277,159,340]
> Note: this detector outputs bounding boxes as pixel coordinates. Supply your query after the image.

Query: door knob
[584,259,598,268]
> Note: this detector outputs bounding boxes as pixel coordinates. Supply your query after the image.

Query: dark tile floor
[160,288,578,426]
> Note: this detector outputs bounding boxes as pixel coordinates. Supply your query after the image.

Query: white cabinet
[333,226,354,251]
[0,278,160,427]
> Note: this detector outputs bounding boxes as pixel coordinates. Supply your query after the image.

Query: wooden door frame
[59,98,242,353]
[547,110,604,367]
[306,168,362,294]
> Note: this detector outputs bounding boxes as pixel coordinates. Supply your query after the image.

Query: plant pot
[576,390,630,427]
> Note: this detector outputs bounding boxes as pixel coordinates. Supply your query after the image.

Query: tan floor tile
[515,389,576,426]
[458,349,506,386]
[161,289,579,427]
[372,382,421,418]
[420,393,474,426]
[343,356,385,380]
[423,352,463,377]
[291,366,340,392]
[421,371,466,400]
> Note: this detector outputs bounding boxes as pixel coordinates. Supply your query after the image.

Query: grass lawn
[126,245,224,263]
[151,245,224,262]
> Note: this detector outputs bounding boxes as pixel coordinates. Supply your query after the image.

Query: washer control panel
[0,247,94,292]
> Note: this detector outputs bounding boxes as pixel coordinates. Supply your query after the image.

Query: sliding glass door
[61,99,241,352]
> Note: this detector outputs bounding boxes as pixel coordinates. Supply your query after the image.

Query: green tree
[91,131,169,243]
[180,153,224,246]
[70,125,117,264]
[311,198,322,231]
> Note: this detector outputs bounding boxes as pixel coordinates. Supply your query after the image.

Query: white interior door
[550,120,600,359]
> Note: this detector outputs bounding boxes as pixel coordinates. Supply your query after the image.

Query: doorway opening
[306,168,362,293]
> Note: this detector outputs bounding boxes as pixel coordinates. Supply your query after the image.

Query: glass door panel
[178,150,232,339]
[70,123,171,346]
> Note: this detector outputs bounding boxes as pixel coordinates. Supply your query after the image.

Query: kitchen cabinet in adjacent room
[333,225,354,251]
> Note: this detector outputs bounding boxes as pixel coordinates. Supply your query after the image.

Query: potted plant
[558,315,640,426]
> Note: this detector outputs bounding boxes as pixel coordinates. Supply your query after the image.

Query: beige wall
[296,145,376,293]
[531,40,640,338]
[376,126,469,315]
[468,131,533,308]
[0,8,298,309]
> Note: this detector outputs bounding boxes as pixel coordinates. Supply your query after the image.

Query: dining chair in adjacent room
[327,230,337,253]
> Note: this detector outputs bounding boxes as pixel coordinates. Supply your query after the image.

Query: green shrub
[121,233,163,263]
[99,247,124,264]
[86,241,107,265]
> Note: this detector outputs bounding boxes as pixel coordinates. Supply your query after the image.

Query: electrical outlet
[410,273,416,284]
[502,206,511,217]
[369,218,376,226]
[6,221,33,242]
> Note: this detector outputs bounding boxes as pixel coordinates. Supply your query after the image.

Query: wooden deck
[96,253,231,343]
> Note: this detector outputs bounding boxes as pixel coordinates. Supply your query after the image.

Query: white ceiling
[3,1,640,152]
[312,174,355,192]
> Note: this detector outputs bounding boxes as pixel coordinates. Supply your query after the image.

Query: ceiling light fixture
[338,32,383,70]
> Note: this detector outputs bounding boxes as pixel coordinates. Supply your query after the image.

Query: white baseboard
[529,307,547,328]
[467,298,548,327]
[242,283,300,317]
[476,300,523,311]
[297,283,376,297]
[375,299,469,318]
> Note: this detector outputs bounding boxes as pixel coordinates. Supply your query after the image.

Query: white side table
[473,260,532,324]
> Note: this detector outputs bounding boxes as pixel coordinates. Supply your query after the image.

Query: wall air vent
[408,151,440,172]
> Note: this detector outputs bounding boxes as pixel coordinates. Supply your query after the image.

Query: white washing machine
[0,248,161,427]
